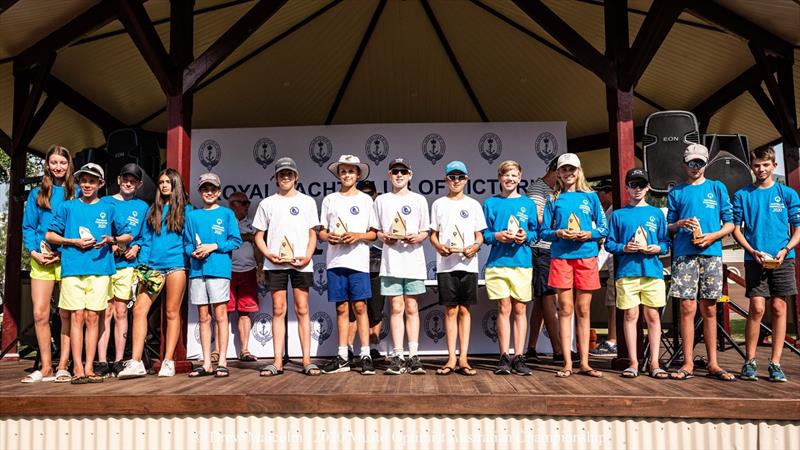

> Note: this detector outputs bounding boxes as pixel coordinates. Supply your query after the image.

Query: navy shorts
[327,267,372,303]
[532,247,556,297]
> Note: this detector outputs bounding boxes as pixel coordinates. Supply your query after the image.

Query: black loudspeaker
[73,147,110,197]
[105,129,161,204]
[702,134,752,198]
[642,110,701,193]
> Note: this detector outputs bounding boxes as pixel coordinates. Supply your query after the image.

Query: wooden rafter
[14,0,122,71]
[510,0,612,83]
[619,0,684,90]
[115,0,176,95]
[183,0,289,94]
[43,76,125,131]
[18,96,59,151]
[747,85,783,134]
[0,0,19,16]
[12,53,55,148]
[0,128,12,155]
[750,44,800,147]
[692,65,765,121]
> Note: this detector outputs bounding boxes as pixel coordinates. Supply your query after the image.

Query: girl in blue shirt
[119,168,191,379]
[541,153,607,378]
[20,144,76,384]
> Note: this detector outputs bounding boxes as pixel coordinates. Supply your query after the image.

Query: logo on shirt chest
[95,211,108,229]
[460,209,469,218]
[401,205,412,215]
[289,206,300,216]
[703,192,718,209]
[350,205,360,215]
[579,199,591,215]
[211,218,225,235]
[127,211,140,227]
[645,216,657,233]
[770,195,786,213]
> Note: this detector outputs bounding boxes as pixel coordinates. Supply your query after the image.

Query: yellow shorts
[59,275,112,311]
[615,277,666,310]
[111,267,136,301]
[485,267,533,302]
[30,259,61,281]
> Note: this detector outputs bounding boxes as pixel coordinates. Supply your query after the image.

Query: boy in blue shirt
[184,173,242,378]
[732,146,800,382]
[666,144,735,381]
[604,169,670,379]
[46,163,132,384]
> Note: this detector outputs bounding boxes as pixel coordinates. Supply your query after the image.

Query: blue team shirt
[139,203,194,270]
[183,206,242,279]
[101,196,150,269]
[604,205,669,279]
[732,183,800,261]
[541,191,608,259]
[47,198,129,277]
[22,185,72,254]
[667,179,732,257]
[482,195,538,268]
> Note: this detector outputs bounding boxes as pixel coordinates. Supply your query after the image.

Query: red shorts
[227,269,260,313]
[548,257,601,291]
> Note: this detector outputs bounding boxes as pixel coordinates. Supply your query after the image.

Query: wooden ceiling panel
[0,0,97,59]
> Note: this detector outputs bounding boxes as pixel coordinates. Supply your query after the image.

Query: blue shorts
[327,268,372,303]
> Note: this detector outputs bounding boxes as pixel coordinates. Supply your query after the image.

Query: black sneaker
[361,356,375,375]
[385,356,406,375]
[525,347,540,363]
[494,353,512,375]
[512,355,532,376]
[111,360,125,377]
[370,348,383,362]
[322,355,350,374]
[552,353,564,363]
[406,355,426,375]
[95,362,111,378]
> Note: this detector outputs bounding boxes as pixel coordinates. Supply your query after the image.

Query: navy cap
[625,168,649,184]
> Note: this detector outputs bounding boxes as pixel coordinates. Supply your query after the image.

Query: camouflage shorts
[668,255,723,300]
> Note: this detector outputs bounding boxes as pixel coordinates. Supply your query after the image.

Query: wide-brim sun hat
[327,154,370,181]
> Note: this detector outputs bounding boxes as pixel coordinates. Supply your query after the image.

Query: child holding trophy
[374,158,430,375]
[319,155,378,375]
[604,169,670,379]
[482,160,538,376]
[541,153,607,378]
[430,161,487,376]
[253,157,321,377]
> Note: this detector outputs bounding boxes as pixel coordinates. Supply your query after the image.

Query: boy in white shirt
[253,157,321,376]
[374,158,430,375]
[319,155,378,375]
[430,161,487,376]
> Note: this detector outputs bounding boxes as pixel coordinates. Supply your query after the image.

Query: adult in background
[591,179,618,356]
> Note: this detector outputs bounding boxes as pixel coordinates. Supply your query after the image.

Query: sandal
[54,369,72,383]
[669,369,694,380]
[70,376,88,385]
[303,363,321,376]
[210,352,220,364]
[21,370,55,383]
[215,366,230,378]
[239,351,257,362]
[455,366,477,376]
[621,367,639,378]
[259,364,284,377]
[707,369,736,382]
[87,374,104,383]
[556,369,573,378]
[578,368,604,378]
[649,368,669,379]
[188,366,214,378]
[436,366,455,376]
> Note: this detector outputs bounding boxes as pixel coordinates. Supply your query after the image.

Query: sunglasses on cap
[626,180,648,189]
[447,174,467,182]
[686,159,707,170]
[390,168,409,175]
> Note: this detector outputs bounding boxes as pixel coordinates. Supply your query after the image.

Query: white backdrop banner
[188,121,566,358]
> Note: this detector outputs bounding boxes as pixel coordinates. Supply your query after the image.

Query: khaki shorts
[30,259,61,281]
[615,277,666,310]
[111,267,136,301]
[485,267,532,302]
[59,275,112,311]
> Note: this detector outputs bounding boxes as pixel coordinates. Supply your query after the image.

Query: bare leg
[97,301,113,363]
[335,302,349,347]
[575,290,594,372]
[389,295,405,354]
[700,298,732,377]
[162,271,187,361]
[643,306,662,371]
[622,306,640,370]
[214,303,230,368]
[677,299,697,375]
[270,290,287,370]
[770,298,787,364]
[744,297,766,360]
[457,306,472,368]
[557,288,575,372]
[607,305,618,344]
[443,305,458,368]
[57,308,71,371]
[512,300,528,356]
[353,300,370,354]
[404,296,420,346]
[496,297,512,355]
[238,313,252,355]
[30,279,56,377]
[527,298,543,349]
[542,293,562,354]
[293,288,312,367]
[130,291,155,361]
[197,305,213,372]
[70,310,85,377]
[113,300,128,362]
[84,310,101,376]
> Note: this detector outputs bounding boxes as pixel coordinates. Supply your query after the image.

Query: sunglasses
[686,160,706,169]
[627,180,648,189]
[447,174,467,181]
[391,168,409,175]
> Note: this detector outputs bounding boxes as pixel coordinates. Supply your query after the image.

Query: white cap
[684,143,709,163]
[556,153,581,169]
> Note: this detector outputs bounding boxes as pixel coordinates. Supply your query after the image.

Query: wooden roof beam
[750,44,800,147]
[686,1,793,58]
[14,0,123,71]
[114,0,177,95]
[326,0,386,125]
[0,128,11,155]
[43,76,126,131]
[183,0,289,95]
[619,0,684,91]
[568,126,644,154]
[510,0,612,84]
[692,65,765,121]
[18,96,59,151]
[0,0,19,16]
[748,85,783,135]
[12,53,55,149]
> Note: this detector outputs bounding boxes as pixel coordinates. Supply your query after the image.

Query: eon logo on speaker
[662,136,680,142]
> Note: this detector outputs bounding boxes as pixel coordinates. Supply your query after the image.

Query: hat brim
[327,161,370,181]
[74,169,103,180]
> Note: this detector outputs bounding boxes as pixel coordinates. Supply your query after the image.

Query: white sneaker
[117,360,147,379]
[158,359,175,377]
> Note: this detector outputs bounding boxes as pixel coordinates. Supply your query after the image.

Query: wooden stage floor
[1,347,798,421]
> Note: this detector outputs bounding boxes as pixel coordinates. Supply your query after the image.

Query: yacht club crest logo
[309,136,333,167]
[365,134,389,166]
[422,133,445,165]
[479,132,502,164]
[311,311,333,344]
[312,263,327,295]
[251,313,273,346]
[423,309,445,344]
[198,139,221,171]
[534,132,558,162]
[482,309,498,343]
[253,138,277,169]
